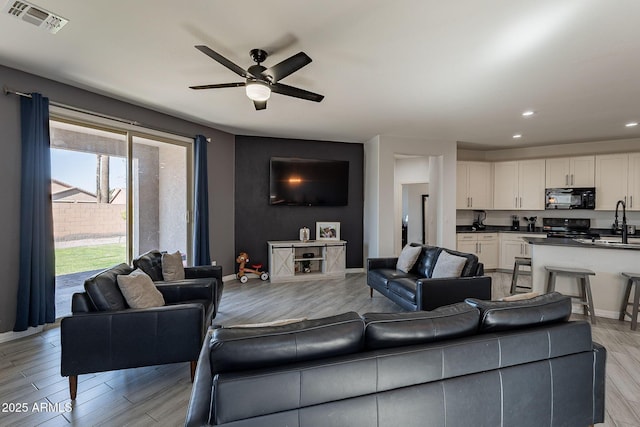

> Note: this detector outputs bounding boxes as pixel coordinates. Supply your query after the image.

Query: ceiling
[1,0,640,149]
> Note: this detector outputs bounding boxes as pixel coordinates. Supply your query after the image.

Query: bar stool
[510,257,532,294]
[545,266,596,324]
[619,272,640,331]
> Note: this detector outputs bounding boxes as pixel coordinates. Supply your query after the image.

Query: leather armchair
[60,263,216,400]
[133,250,223,316]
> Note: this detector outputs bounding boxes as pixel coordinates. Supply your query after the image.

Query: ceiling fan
[189,45,324,110]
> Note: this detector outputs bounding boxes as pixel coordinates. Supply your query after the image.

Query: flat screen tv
[269,157,349,206]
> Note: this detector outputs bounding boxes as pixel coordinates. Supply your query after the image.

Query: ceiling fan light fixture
[245,81,271,101]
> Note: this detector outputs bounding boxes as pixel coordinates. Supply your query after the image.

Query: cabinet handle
[470,197,473,207]
[571,174,574,185]
[467,197,470,208]
[519,197,523,208]
[515,197,518,208]
[478,243,482,253]
[566,174,569,186]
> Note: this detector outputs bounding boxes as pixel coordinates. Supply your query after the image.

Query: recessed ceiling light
[625,122,638,127]
[522,110,535,117]
[513,134,522,139]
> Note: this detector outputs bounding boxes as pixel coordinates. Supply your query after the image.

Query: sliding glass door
[50,119,192,315]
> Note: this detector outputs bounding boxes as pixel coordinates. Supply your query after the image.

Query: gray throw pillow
[396,245,422,273]
[162,251,185,281]
[431,250,467,278]
[116,268,165,308]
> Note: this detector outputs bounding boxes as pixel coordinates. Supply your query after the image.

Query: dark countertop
[456,225,545,233]
[526,236,640,250]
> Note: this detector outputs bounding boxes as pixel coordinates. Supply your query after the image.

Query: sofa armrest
[367,257,399,271]
[185,265,222,281]
[155,279,214,304]
[61,303,205,377]
[416,276,492,311]
[592,341,607,424]
[185,328,215,427]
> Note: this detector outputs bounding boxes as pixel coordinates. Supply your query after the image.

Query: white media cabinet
[267,240,347,283]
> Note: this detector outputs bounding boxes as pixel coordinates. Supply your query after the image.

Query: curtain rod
[3,85,211,142]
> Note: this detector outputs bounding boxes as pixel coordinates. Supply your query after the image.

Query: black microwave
[545,188,596,210]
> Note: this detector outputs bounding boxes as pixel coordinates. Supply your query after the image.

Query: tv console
[267,240,347,283]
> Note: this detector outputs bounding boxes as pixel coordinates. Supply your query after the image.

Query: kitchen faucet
[614,199,628,244]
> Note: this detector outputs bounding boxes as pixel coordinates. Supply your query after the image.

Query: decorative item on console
[299,226,310,242]
[316,221,340,240]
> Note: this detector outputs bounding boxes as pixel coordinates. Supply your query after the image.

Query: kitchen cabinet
[498,233,546,270]
[545,156,595,188]
[456,161,492,209]
[457,233,498,270]
[493,159,545,210]
[595,153,640,211]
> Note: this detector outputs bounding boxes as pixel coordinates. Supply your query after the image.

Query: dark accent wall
[235,136,364,271]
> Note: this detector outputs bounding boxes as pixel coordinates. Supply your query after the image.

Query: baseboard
[346,268,365,274]
[222,274,237,282]
[0,325,43,343]
[571,305,626,320]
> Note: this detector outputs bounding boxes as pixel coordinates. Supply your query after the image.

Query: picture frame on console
[316,222,340,240]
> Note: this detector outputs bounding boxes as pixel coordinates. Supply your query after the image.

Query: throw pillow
[116,268,165,309]
[396,244,422,273]
[431,250,467,278]
[162,251,185,281]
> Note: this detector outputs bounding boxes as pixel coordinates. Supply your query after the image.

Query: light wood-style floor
[0,272,638,426]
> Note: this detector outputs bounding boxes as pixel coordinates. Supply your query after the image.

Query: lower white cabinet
[268,240,347,283]
[456,233,498,270]
[498,233,547,270]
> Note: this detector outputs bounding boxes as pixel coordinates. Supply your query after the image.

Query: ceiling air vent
[2,0,68,34]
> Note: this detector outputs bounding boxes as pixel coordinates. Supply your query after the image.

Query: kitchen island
[526,237,640,319]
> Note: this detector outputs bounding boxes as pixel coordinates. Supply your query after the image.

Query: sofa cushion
[209,312,364,374]
[363,303,480,350]
[368,269,416,290]
[431,250,468,278]
[411,245,442,278]
[117,268,165,309]
[387,278,417,303]
[161,251,185,281]
[132,250,164,281]
[84,263,133,311]
[396,244,422,273]
[465,292,572,332]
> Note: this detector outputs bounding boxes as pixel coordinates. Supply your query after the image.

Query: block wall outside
[52,203,126,241]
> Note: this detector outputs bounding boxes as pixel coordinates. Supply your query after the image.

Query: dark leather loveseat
[368,243,491,311]
[61,261,221,400]
[185,292,606,427]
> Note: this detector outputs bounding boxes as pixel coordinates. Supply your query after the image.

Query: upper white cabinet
[596,153,640,211]
[545,156,595,188]
[456,161,493,209]
[493,159,545,210]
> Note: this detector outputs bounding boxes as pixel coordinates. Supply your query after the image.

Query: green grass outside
[55,243,126,276]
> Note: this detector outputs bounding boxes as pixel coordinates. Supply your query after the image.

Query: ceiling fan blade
[189,82,246,90]
[254,100,267,110]
[271,83,324,102]
[194,45,254,78]
[261,52,312,82]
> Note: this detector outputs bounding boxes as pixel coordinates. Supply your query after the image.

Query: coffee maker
[511,215,520,231]
[472,210,486,230]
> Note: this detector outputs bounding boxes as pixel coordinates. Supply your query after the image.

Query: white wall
[364,135,457,258]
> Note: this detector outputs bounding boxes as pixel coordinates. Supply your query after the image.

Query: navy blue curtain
[193,134,211,266]
[14,93,56,331]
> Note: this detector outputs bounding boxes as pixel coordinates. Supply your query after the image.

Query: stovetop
[543,217,600,238]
